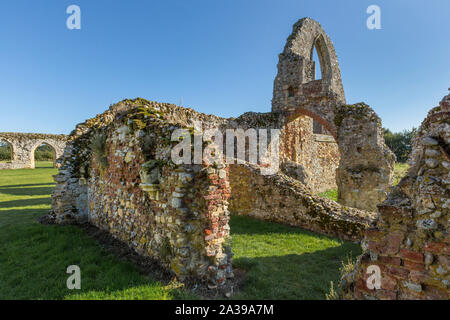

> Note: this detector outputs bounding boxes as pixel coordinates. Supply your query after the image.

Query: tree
[34,144,54,161]
[0,141,12,161]
[383,127,417,163]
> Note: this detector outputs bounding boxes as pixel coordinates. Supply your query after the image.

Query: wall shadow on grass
[0,197,51,209]
[0,183,55,188]
[230,214,336,239]
[0,186,55,196]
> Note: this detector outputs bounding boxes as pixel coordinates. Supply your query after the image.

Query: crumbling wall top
[0,132,67,141]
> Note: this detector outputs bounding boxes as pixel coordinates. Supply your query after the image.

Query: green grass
[0,162,193,300]
[230,216,360,299]
[0,162,361,300]
[318,162,410,201]
[393,162,409,185]
[318,188,338,202]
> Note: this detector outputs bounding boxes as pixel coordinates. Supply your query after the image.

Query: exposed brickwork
[50,100,233,286]
[342,93,450,300]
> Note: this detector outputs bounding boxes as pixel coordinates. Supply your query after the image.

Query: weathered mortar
[0,132,67,169]
[341,93,450,300]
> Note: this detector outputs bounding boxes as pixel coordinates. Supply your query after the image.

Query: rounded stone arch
[285,107,337,141]
[31,140,57,168]
[0,138,15,163]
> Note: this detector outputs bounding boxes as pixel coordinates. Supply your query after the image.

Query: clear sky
[0,0,448,134]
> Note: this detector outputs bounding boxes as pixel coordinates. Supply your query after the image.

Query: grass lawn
[230,216,360,299]
[0,162,361,300]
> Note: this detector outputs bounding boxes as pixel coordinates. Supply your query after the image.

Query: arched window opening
[311,44,322,80]
[0,140,12,163]
[34,143,56,168]
[309,35,330,82]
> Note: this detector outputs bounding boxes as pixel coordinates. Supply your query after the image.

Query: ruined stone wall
[342,93,450,300]
[228,163,375,241]
[313,135,339,192]
[0,132,67,169]
[51,99,233,286]
[50,96,381,285]
[278,114,339,193]
[271,17,395,211]
[230,111,339,194]
[49,17,405,286]
[335,104,396,211]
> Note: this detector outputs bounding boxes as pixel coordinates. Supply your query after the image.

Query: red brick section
[367,229,404,255]
[198,166,232,285]
[399,249,424,263]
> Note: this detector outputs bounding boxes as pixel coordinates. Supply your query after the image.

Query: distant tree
[34,144,54,161]
[383,127,417,163]
[0,141,12,161]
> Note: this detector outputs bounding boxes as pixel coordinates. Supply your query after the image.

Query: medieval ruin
[47,18,395,287]
[0,132,67,169]
[0,18,428,299]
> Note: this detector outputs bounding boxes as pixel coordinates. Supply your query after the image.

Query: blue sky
[0,0,448,134]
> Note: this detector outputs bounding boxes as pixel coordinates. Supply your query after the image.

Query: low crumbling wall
[0,132,67,169]
[341,93,450,300]
[229,163,375,241]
